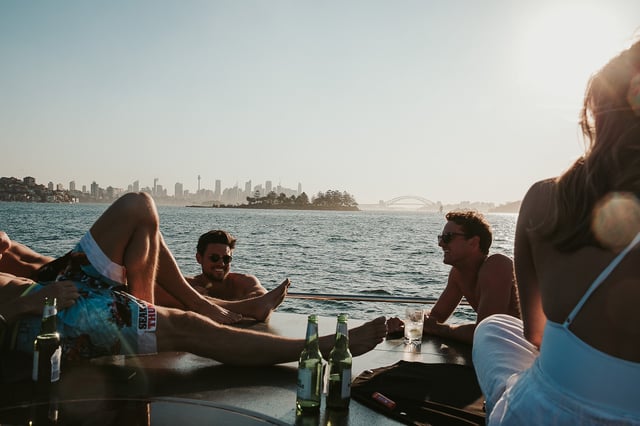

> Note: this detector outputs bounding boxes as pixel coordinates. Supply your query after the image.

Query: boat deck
[0,312,479,425]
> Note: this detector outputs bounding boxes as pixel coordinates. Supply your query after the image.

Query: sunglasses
[209,254,233,265]
[437,232,468,244]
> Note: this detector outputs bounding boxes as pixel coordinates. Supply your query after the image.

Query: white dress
[473,233,640,425]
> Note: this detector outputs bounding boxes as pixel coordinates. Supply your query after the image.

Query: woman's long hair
[548,39,640,251]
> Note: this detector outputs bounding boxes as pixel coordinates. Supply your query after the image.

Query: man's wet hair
[197,230,237,254]
[445,210,492,255]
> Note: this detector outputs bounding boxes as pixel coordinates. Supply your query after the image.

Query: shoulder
[227,273,266,297]
[185,275,199,284]
[228,272,261,286]
[483,253,513,268]
[447,267,462,284]
[526,177,556,195]
[186,274,207,288]
[520,178,556,224]
[478,253,514,282]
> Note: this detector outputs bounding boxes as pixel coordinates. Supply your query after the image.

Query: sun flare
[517,3,632,109]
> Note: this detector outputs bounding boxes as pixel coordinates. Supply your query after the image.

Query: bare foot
[348,316,387,356]
[250,278,291,322]
[204,303,243,324]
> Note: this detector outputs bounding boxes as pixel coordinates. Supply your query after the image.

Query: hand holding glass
[403,307,424,345]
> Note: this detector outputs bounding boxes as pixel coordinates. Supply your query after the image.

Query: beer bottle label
[50,347,62,382]
[43,305,56,319]
[32,350,40,382]
[296,369,312,399]
[341,369,352,398]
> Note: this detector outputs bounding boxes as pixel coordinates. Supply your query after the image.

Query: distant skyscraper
[47,181,54,191]
[214,179,221,200]
[266,180,272,194]
[69,181,76,191]
[133,180,139,192]
[298,182,302,195]
[254,184,264,198]
[175,182,184,198]
[244,180,252,194]
[91,181,99,198]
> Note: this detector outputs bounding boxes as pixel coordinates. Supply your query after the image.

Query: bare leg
[156,307,387,365]
[88,192,159,304]
[89,193,238,322]
[89,193,283,325]
[338,316,388,356]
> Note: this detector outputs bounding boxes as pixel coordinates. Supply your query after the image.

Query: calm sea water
[0,202,517,324]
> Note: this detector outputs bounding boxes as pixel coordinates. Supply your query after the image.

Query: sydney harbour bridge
[374,195,443,211]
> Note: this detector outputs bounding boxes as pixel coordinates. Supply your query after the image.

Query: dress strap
[564,232,640,327]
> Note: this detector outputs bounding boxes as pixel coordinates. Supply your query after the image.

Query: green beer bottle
[32,297,62,384]
[296,314,324,415]
[326,313,352,410]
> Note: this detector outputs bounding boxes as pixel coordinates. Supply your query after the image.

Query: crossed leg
[87,192,286,324]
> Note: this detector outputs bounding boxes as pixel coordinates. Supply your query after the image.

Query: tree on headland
[242,189,358,210]
[296,192,310,206]
[312,190,358,208]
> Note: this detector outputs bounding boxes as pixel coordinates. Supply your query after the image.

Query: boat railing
[286,292,470,305]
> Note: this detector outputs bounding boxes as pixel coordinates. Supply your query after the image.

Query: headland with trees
[196,189,359,211]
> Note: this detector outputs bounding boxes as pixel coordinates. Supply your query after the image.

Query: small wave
[359,288,393,296]
[326,236,357,243]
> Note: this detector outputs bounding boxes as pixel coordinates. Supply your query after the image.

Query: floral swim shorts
[13,232,157,360]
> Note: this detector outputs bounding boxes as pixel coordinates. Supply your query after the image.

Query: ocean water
[0,202,517,324]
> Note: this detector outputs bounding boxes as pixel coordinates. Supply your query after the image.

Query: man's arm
[423,319,476,344]
[424,255,517,344]
[0,232,55,278]
[515,181,550,348]
[0,232,10,254]
[428,270,464,323]
[0,276,80,323]
[386,271,463,337]
[421,271,476,343]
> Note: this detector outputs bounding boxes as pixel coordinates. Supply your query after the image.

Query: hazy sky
[2,1,639,205]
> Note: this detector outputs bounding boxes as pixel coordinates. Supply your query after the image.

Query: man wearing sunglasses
[388,210,520,344]
[187,230,267,300]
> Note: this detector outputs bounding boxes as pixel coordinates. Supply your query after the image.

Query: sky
[1,1,640,205]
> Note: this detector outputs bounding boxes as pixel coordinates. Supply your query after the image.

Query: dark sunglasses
[209,254,232,265]
[437,232,467,244]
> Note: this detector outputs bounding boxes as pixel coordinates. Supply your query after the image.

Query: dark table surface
[0,312,477,425]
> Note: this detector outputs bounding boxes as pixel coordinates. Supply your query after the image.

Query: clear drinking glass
[403,307,424,345]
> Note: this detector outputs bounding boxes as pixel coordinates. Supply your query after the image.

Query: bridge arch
[383,196,439,209]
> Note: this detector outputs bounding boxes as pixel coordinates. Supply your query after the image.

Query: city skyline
[1,175,515,214]
[2,2,640,205]
[22,174,450,205]
[44,175,305,198]
[4,173,510,209]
